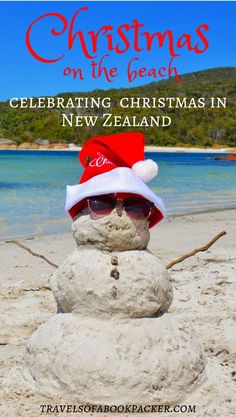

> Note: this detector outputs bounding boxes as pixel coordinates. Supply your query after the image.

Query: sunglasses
[86,194,154,221]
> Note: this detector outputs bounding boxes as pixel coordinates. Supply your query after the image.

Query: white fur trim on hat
[132,159,158,183]
[65,167,166,220]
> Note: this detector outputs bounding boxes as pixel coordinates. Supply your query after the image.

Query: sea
[0,150,235,239]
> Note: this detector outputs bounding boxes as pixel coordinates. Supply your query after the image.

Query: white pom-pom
[132,159,158,183]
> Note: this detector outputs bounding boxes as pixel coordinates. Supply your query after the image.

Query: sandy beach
[0,209,236,416]
[145,146,235,153]
[1,144,235,153]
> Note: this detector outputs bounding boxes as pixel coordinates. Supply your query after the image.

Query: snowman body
[25,212,205,404]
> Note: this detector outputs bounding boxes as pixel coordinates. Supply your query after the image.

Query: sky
[0,1,235,100]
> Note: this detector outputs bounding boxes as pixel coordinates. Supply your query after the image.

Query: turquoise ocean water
[0,150,235,239]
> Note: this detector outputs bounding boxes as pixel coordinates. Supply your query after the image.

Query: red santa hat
[65,132,166,228]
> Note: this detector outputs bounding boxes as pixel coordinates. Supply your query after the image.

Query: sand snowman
[26,132,205,405]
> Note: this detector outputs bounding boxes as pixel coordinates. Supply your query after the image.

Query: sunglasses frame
[86,194,154,221]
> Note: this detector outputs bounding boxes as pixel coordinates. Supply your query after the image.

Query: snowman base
[25,313,205,404]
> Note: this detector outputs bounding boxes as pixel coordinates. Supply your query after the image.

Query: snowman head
[66,132,166,237]
[72,192,152,251]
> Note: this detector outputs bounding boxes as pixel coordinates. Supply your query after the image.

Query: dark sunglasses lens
[123,198,152,220]
[88,195,116,216]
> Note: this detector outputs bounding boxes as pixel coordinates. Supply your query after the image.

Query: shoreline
[1,207,236,243]
[1,145,235,153]
[145,146,235,153]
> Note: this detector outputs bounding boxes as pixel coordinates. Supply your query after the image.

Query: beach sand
[1,144,235,153]
[0,210,236,416]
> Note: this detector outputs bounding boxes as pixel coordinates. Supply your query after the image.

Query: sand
[144,146,232,153]
[1,144,234,153]
[0,209,236,416]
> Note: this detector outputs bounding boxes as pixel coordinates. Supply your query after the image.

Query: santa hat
[65,132,166,228]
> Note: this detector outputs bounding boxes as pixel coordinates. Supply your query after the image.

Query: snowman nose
[116,208,123,217]
[115,200,123,217]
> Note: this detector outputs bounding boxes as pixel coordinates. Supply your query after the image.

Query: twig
[166,231,226,270]
[6,231,227,271]
[5,240,58,268]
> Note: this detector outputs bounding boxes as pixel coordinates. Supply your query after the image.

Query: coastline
[2,150,236,241]
[1,206,236,243]
[1,145,235,153]
[145,146,235,153]
[1,208,235,252]
[1,209,236,416]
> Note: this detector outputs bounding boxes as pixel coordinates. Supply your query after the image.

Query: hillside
[0,67,235,147]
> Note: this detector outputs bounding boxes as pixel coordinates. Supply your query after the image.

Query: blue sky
[0,1,235,100]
